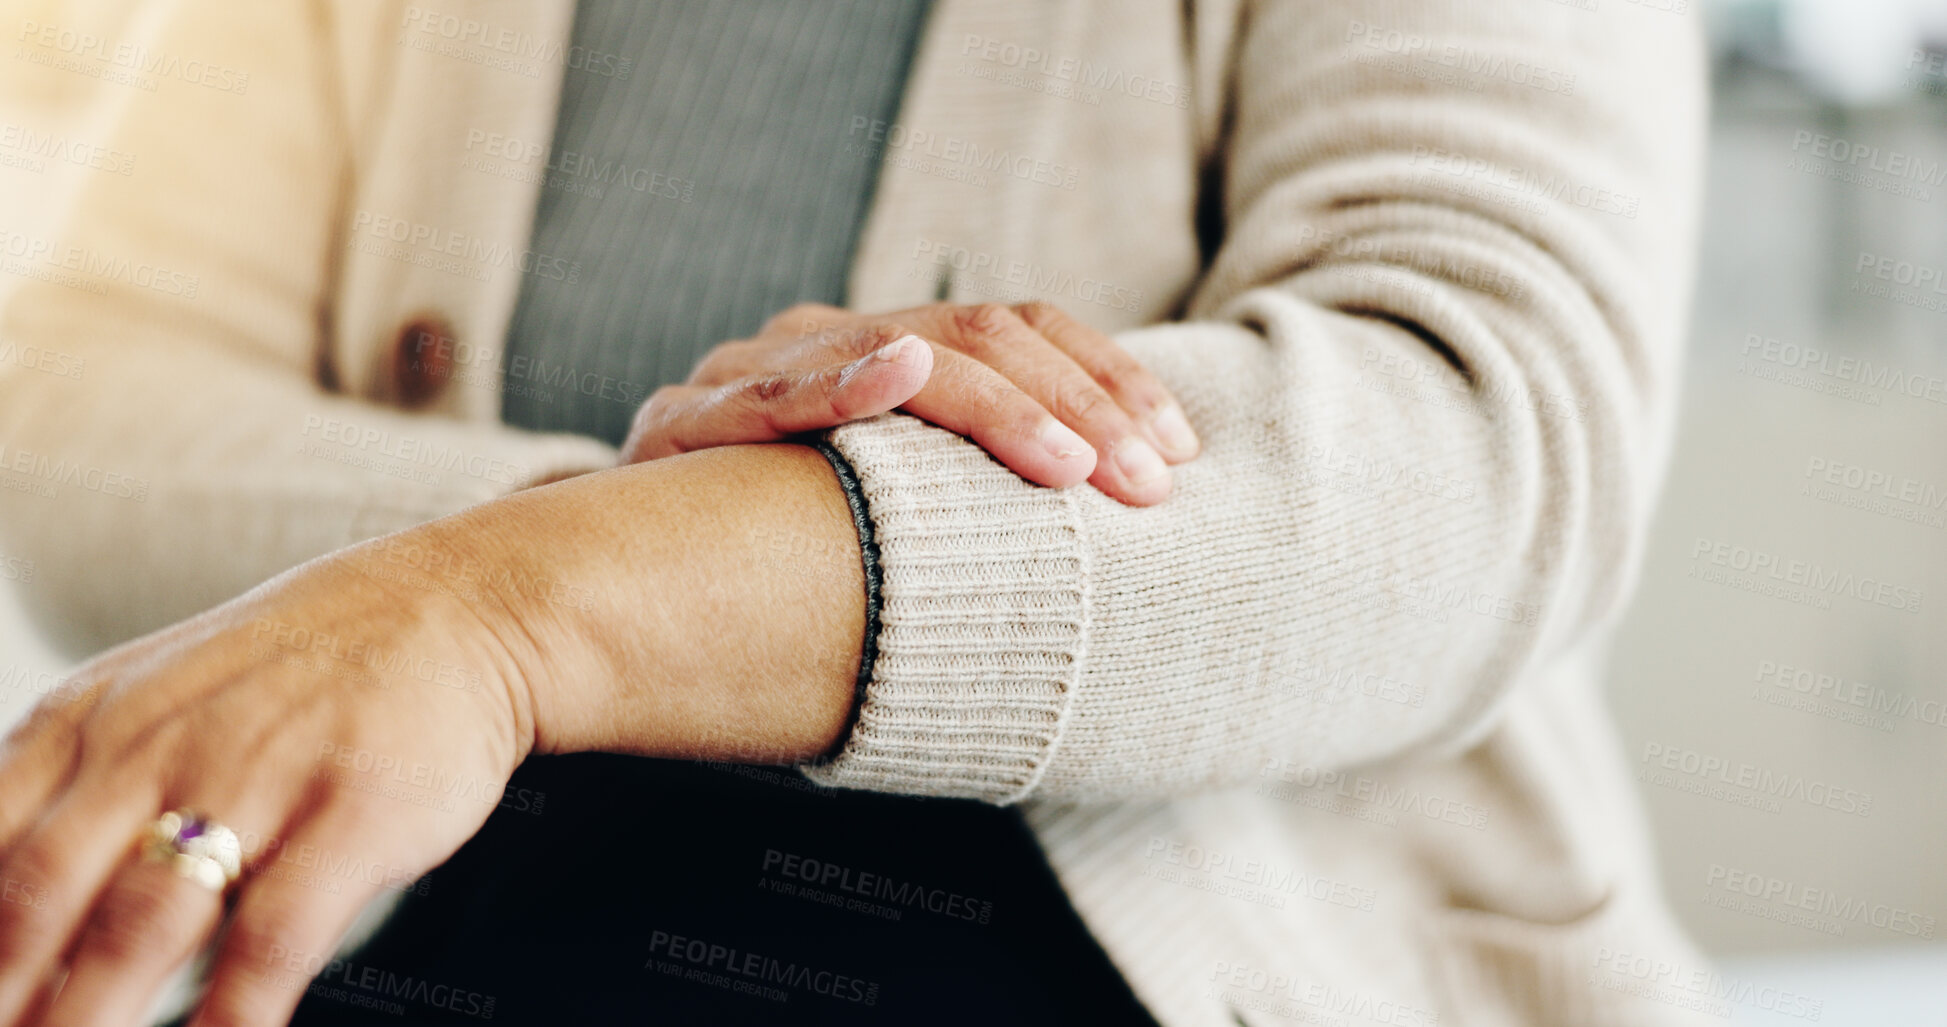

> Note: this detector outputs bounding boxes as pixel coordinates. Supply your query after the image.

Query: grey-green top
[501,0,934,445]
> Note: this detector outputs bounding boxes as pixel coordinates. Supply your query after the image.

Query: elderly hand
[0,436,882,1027]
[620,301,1201,505]
[0,530,538,1027]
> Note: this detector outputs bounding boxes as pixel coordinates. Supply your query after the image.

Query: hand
[0,531,536,1027]
[620,301,1201,505]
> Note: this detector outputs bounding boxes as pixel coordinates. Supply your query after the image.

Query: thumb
[621,334,930,464]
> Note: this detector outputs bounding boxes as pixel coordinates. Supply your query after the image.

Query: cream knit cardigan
[0,1,1715,1024]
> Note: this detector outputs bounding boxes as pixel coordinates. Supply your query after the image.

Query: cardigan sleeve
[803,0,1706,804]
[0,0,616,652]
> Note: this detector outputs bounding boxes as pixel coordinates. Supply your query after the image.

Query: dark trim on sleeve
[804,437,881,767]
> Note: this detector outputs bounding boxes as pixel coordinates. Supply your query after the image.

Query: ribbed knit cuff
[799,413,1089,805]
[802,438,881,767]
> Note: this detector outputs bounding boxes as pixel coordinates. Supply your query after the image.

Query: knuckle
[0,911,54,968]
[86,880,197,961]
[946,303,1020,350]
[5,844,63,896]
[1012,300,1067,328]
[1051,384,1117,426]
[863,322,910,350]
[830,322,910,360]
[83,713,183,774]
[740,373,796,406]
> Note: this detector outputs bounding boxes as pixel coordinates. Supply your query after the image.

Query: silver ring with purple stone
[141,809,243,892]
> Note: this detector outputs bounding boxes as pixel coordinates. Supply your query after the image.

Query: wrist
[424,443,867,762]
[405,504,595,761]
[337,521,543,767]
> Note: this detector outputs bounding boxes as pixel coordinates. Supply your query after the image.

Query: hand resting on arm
[0,297,1194,1027]
[619,301,1200,505]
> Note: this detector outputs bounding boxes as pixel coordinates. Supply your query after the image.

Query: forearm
[424,442,865,764]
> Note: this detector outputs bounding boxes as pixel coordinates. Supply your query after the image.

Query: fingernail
[872,334,926,364]
[1037,418,1092,461]
[1149,403,1200,459]
[1112,438,1168,486]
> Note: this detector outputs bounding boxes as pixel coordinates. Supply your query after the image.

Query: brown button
[392,315,455,407]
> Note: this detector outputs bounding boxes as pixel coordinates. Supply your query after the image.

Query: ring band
[142,809,243,892]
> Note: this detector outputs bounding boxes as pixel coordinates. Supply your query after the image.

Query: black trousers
[268,754,1160,1026]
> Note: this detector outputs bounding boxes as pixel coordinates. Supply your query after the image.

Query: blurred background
[1602,0,1947,1022]
[1,0,1944,1023]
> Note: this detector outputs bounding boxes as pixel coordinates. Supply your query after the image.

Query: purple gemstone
[177,817,205,842]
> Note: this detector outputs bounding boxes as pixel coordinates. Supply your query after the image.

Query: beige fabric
[0,1,1716,1024]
